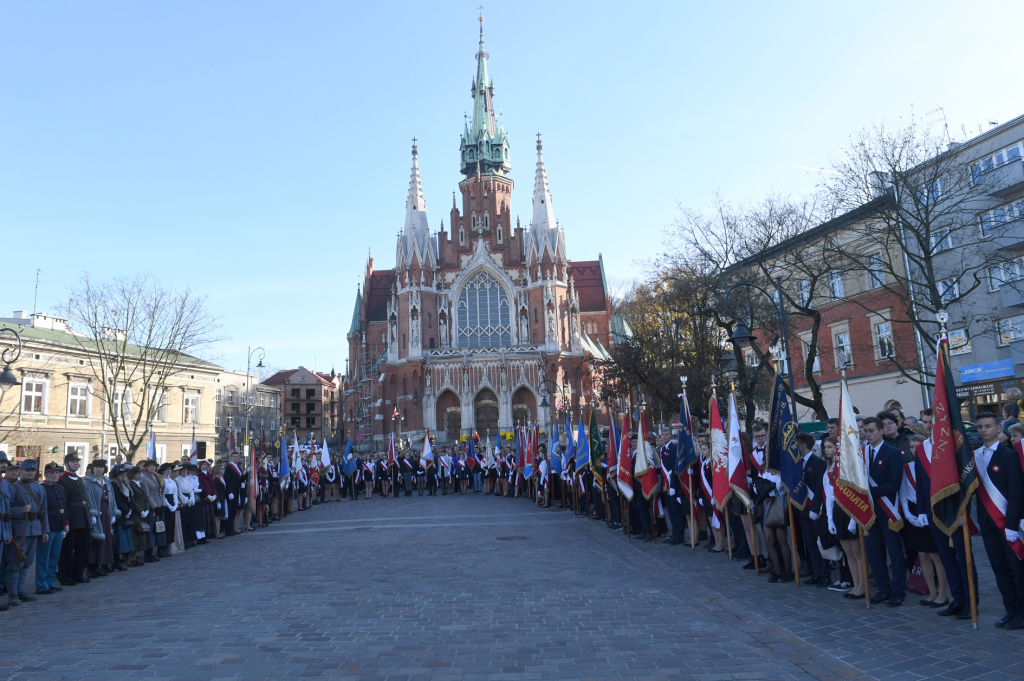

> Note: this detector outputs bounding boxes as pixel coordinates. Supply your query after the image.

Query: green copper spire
[459,14,510,177]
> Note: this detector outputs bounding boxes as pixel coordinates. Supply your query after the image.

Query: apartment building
[213,370,282,458]
[261,367,338,445]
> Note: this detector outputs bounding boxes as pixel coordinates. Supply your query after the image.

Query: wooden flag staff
[963,510,978,628]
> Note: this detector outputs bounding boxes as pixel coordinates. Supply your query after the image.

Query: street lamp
[243,346,266,451]
[0,327,23,397]
[724,277,798,412]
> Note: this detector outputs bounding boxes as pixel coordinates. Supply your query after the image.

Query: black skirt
[901,501,937,552]
[833,504,857,541]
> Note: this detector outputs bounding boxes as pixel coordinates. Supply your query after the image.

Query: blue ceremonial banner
[563,412,574,472]
[279,436,291,479]
[512,428,522,470]
[550,420,562,474]
[765,374,807,509]
[574,418,590,473]
[341,438,357,476]
[675,392,699,474]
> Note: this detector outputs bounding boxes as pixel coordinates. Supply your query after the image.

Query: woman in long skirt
[109,465,134,570]
[127,466,152,564]
[197,460,217,543]
[179,464,197,548]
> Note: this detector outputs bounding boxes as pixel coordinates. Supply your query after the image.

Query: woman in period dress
[83,459,118,577]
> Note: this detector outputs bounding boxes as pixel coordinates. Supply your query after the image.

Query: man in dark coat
[224,451,243,536]
[861,417,907,607]
[56,453,90,586]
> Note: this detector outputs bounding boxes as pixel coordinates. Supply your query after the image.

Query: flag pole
[749,513,760,575]
[787,497,800,586]
[859,525,870,608]
[724,505,732,560]
[962,510,978,628]
[688,472,696,550]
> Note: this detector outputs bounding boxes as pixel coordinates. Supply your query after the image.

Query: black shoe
[75,577,91,584]
[996,613,1013,628]
[805,576,820,586]
[767,573,780,583]
[1005,614,1024,630]
[36,588,56,595]
[59,580,77,587]
[0,603,8,611]
[778,573,794,583]
[668,537,684,545]
[870,592,892,604]
[144,556,157,563]
[17,593,36,602]
[742,559,755,570]
[937,602,963,617]
[928,599,949,609]
[956,607,975,620]
[888,596,905,607]
[843,592,865,600]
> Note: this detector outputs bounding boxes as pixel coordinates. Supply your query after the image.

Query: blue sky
[2,1,1021,374]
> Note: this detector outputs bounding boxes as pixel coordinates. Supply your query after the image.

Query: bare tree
[60,274,220,461]
[823,115,1009,385]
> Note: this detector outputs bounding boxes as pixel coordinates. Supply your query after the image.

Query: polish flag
[616,415,634,501]
[710,393,731,508]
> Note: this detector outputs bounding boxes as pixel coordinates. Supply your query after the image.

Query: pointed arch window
[497,224,503,244]
[482,212,489,229]
[456,271,512,347]
[459,227,465,245]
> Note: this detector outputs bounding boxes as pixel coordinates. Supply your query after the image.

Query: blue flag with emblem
[765,374,807,508]
[341,437,357,476]
[574,417,590,473]
[550,420,562,474]
[675,391,699,474]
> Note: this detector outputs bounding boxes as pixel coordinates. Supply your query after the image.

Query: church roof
[365,270,396,322]
[567,261,609,312]
[397,140,437,271]
[347,286,362,340]
[460,17,510,177]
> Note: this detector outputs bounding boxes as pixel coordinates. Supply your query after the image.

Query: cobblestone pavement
[1,494,1020,681]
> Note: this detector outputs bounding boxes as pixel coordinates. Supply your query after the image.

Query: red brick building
[262,367,339,445]
[343,23,613,448]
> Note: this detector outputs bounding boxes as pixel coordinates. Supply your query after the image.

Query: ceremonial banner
[709,393,731,508]
[727,391,751,507]
[563,413,575,472]
[589,409,605,486]
[638,412,662,500]
[765,375,807,508]
[675,391,698,474]
[930,334,980,536]
[575,418,590,473]
[421,429,435,468]
[342,437,357,476]
[616,416,634,501]
[550,420,562,474]
[835,376,875,529]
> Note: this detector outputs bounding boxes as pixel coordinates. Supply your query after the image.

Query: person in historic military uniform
[57,452,92,586]
[37,462,66,594]
[6,459,49,605]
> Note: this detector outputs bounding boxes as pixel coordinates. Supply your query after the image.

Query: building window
[271,419,276,431]
[271,396,278,408]
[971,141,1023,184]
[940,278,960,304]
[427,313,432,328]
[948,329,972,355]
[980,199,1024,236]
[916,178,945,206]
[22,380,45,414]
[771,345,789,375]
[183,395,198,424]
[215,388,221,402]
[290,389,299,398]
[834,332,852,366]
[68,384,89,417]
[429,338,435,349]
[153,390,168,422]
[829,270,844,300]
[998,314,1024,345]
[875,322,895,358]
[227,414,234,428]
[259,394,265,407]
[482,211,489,229]
[802,340,820,373]
[456,270,512,347]
[930,228,954,253]
[306,416,316,428]
[459,227,465,245]
[290,402,300,413]
[868,253,884,289]
[228,390,235,404]
[798,280,811,307]
[306,403,315,413]
[744,348,757,367]
[497,225,503,243]
[306,388,315,399]
[215,412,221,427]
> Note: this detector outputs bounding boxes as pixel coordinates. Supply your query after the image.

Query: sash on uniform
[866,445,903,531]
[974,449,1024,559]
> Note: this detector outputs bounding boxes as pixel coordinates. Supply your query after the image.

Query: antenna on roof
[33,269,42,315]
[924,106,951,144]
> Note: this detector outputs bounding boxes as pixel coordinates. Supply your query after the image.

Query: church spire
[460,14,510,177]
[404,138,428,234]
[532,133,556,229]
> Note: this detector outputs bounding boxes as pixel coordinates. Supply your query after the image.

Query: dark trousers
[226,499,239,531]
[665,493,686,540]
[799,512,827,579]
[979,516,1024,617]
[930,521,977,607]
[630,491,652,536]
[606,484,622,524]
[57,527,90,582]
[865,516,907,599]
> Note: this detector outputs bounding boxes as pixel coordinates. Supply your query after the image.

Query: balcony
[983,159,1024,199]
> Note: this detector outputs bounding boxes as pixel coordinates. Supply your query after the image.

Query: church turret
[397,139,437,274]
[459,15,511,177]
[525,134,567,270]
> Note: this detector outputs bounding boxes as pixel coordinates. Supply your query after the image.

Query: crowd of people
[1,399,1021,633]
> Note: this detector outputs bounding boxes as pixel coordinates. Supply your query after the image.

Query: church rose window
[456,271,512,347]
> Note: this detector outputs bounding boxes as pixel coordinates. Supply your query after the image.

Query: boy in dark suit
[861,416,907,606]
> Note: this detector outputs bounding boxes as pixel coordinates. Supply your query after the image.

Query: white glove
[828,519,837,535]
[809,511,819,520]
[1006,528,1020,543]
[141,510,149,518]
[207,495,217,502]
[669,489,675,496]
[228,493,234,500]
[917,514,929,528]
[848,518,856,533]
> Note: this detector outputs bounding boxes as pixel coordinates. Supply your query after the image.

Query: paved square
[1,495,1019,680]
